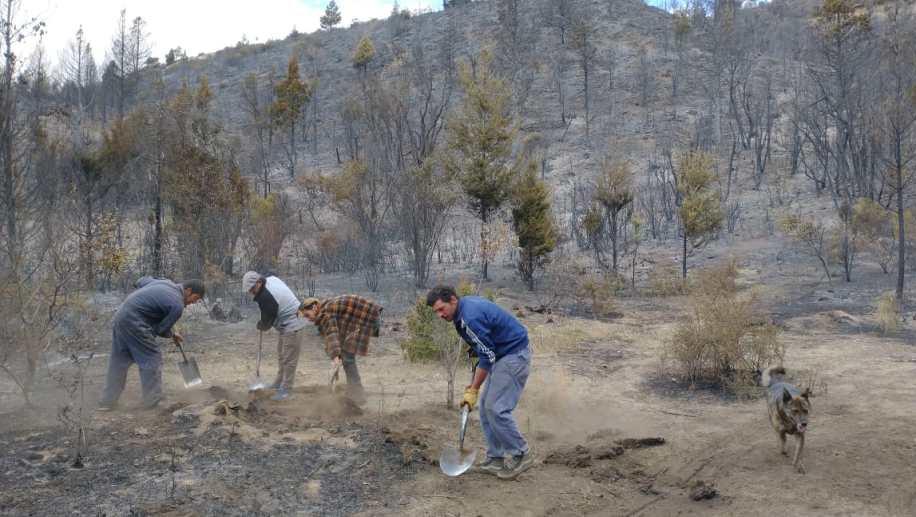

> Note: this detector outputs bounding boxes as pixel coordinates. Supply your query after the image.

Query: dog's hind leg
[793,434,805,473]
[779,431,787,456]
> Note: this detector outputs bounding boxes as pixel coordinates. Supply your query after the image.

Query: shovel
[249,331,268,392]
[439,361,479,477]
[439,404,477,477]
[329,361,341,393]
[174,340,203,388]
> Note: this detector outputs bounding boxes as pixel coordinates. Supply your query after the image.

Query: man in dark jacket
[243,271,306,401]
[98,277,205,410]
[427,285,533,480]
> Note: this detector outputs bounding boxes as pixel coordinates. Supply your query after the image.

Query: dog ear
[782,389,792,404]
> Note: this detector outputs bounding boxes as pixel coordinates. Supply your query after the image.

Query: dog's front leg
[779,431,787,456]
[792,434,805,473]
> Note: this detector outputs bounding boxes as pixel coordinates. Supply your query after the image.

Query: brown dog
[761,366,811,473]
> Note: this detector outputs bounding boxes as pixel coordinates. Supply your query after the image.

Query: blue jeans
[479,349,530,459]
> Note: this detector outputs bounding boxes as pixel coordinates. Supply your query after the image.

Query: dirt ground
[2,257,916,516]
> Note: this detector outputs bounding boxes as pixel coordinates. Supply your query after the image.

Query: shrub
[853,198,895,274]
[400,298,451,362]
[875,291,900,335]
[400,279,480,363]
[688,258,738,297]
[780,213,831,281]
[648,264,687,296]
[399,294,470,408]
[574,272,619,318]
[537,255,587,313]
[400,281,477,364]
[664,263,783,394]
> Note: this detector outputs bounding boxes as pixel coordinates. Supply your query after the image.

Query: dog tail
[761,366,786,387]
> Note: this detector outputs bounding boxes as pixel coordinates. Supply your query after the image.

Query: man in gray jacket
[98,277,206,411]
[243,271,306,401]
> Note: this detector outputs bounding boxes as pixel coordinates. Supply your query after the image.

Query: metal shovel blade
[439,405,477,477]
[178,357,203,388]
[248,376,267,392]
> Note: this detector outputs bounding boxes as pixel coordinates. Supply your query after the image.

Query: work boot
[476,456,504,475]
[271,388,290,401]
[497,450,535,480]
[140,395,163,411]
[345,384,366,405]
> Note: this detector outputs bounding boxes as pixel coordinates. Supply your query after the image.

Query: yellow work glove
[461,387,479,410]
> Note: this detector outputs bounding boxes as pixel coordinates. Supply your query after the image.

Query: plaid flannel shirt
[314,295,382,358]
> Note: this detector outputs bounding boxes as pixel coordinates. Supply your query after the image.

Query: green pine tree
[352,36,376,77]
[445,50,518,281]
[677,151,722,279]
[320,1,342,30]
[593,159,634,273]
[270,55,312,178]
[512,162,558,290]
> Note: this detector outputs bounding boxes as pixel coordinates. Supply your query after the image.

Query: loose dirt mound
[543,437,665,465]
[543,436,666,484]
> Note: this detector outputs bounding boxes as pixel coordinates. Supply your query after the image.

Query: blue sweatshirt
[453,296,528,372]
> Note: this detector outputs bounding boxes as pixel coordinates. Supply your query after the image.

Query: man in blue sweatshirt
[98,277,206,411]
[427,285,534,480]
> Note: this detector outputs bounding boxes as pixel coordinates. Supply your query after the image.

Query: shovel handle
[329,363,341,391]
[458,404,470,449]
[174,340,190,362]
[256,331,263,376]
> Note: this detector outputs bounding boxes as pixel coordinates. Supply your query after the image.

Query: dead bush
[874,291,900,335]
[688,259,738,297]
[648,264,687,296]
[0,245,81,405]
[574,272,619,318]
[663,266,783,394]
[536,255,588,313]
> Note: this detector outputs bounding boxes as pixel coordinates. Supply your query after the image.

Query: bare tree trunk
[152,170,163,276]
[610,211,619,273]
[897,155,905,306]
[682,230,688,280]
[1,0,17,266]
[480,214,489,281]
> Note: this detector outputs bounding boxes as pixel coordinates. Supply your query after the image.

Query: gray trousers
[274,329,303,390]
[479,349,531,459]
[100,326,163,408]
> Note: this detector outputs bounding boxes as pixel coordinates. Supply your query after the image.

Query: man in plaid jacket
[299,295,382,403]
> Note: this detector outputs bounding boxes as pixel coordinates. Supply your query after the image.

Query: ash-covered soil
[0,388,411,516]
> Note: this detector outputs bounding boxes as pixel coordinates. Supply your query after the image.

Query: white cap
[242,271,260,293]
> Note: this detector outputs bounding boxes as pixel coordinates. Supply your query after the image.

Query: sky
[21,0,437,71]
